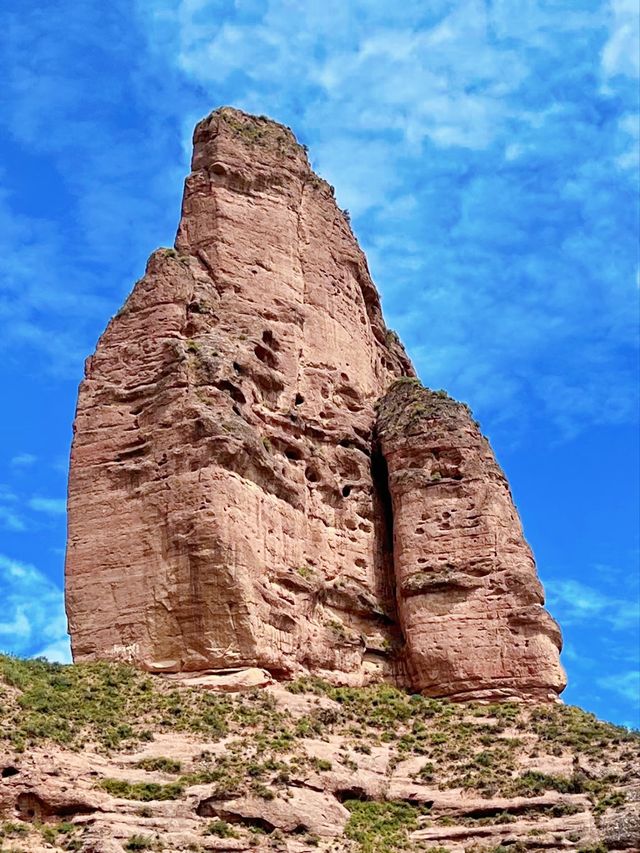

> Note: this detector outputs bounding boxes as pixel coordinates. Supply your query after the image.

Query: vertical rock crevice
[369,439,406,680]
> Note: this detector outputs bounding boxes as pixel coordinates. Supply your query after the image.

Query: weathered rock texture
[377,381,565,701]
[65,107,565,701]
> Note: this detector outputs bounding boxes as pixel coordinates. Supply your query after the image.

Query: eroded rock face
[66,108,413,682]
[377,379,566,701]
[66,106,565,701]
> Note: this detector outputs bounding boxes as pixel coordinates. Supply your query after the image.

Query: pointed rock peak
[190,106,312,177]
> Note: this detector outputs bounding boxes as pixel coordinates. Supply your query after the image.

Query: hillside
[0,656,638,852]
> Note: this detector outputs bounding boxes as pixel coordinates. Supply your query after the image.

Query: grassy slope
[0,655,638,852]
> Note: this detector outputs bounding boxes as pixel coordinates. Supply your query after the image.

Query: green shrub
[344,800,430,852]
[124,835,156,851]
[99,778,185,801]
[204,820,238,838]
[136,756,182,774]
[0,821,29,837]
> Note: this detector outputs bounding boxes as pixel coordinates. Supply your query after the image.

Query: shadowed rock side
[376,379,566,701]
[66,106,565,702]
[66,107,414,682]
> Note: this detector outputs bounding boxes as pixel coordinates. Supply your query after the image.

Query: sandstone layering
[65,107,566,702]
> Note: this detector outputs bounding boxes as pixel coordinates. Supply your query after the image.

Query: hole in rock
[353,426,371,442]
[214,380,246,405]
[211,162,227,176]
[254,343,278,369]
[116,444,147,462]
[1,766,18,778]
[335,787,373,803]
[305,467,320,483]
[196,801,277,833]
[232,361,244,374]
[262,329,279,350]
[285,447,302,461]
[342,485,353,497]
[402,797,434,809]
[295,393,304,406]
[16,792,94,823]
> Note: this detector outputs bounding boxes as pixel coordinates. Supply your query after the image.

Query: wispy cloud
[0,507,26,532]
[0,0,636,425]
[597,670,640,705]
[0,485,25,532]
[10,453,37,468]
[28,497,67,516]
[546,577,639,632]
[136,0,639,437]
[0,3,186,380]
[602,0,640,78]
[0,554,70,660]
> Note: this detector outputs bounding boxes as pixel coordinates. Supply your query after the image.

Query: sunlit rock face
[65,107,565,701]
[377,380,566,701]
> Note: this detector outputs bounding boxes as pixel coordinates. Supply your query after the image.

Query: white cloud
[33,639,72,664]
[10,453,37,468]
[546,578,639,631]
[0,608,31,640]
[602,0,640,78]
[28,497,67,516]
[597,670,640,704]
[0,505,26,532]
[134,0,639,437]
[615,113,640,171]
[0,485,25,532]
[0,554,69,658]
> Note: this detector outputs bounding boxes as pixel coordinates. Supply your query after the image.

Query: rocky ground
[0,657,638,852]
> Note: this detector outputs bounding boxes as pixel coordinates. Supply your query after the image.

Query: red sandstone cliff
[65,107,565,701]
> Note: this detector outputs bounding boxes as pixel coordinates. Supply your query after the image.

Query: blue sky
[0,0,638,725]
